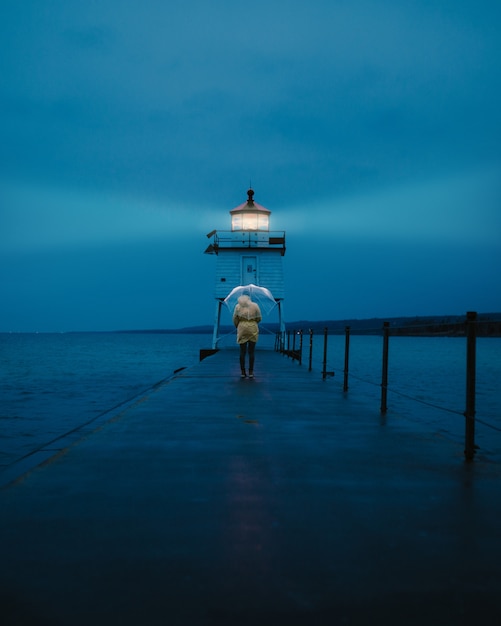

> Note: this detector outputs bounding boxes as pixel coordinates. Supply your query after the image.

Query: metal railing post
[298,330,303,366]
[464,311,477,461]
[322,327,328,380]
[380,322,390,414]
[343,325,350,392]
[308,329,313,372]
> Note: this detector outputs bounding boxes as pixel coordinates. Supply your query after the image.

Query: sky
[1,0,500,332]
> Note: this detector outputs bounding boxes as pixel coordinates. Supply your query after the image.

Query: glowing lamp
[230,188,270,232]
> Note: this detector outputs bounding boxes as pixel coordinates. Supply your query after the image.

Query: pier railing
[276,312,500,462]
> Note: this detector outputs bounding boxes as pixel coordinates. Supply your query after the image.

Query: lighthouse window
[257,214,269,230]
[242,213,258,230]
[232,210,269,231]
[232,215,242,230]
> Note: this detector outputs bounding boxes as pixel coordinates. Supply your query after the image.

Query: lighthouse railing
[210,230,286,253]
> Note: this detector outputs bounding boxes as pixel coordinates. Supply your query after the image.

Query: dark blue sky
[1,1,500,331]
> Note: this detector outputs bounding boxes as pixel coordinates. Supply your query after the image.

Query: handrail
[275,311,500,462]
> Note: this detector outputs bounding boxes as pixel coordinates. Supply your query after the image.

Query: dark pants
[239,341,256,373]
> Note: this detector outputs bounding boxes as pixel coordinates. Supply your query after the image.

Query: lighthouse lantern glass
[231,212,269,231]
[257,213,269,230]
[242,213,257,231]
[231,214,242,231]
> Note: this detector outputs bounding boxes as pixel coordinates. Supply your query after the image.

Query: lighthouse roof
[230,188,271,215]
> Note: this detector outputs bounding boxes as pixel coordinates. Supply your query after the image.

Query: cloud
[280,164,501,245]
[0,180,222,252]
[2,0,499,209]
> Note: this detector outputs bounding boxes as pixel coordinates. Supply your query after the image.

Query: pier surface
[1,348,500,625]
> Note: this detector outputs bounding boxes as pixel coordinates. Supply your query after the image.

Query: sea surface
[1,332,500,470]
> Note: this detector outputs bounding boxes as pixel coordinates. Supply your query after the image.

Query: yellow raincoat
[233,295,262,344]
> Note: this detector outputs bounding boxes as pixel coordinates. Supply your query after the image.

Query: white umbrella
[223,284,277,317]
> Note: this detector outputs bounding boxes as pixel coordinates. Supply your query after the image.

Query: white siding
[215,249,285,299]
[214,251,241,298]
[256,249,285,298]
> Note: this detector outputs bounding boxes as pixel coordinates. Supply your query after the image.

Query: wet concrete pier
[1,348,500,625]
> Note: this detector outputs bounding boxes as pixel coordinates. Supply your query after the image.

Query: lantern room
[230,189,270,232]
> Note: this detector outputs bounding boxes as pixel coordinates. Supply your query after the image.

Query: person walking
[232,293,262,378]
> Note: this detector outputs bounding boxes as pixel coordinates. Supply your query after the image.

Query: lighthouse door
[242,256,257,285]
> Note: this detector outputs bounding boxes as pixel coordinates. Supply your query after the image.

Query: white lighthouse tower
[204,188,286,348]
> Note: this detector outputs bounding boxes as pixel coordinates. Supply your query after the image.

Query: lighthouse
[204,189,286,348]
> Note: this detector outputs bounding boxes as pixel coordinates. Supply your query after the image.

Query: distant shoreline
[114,312,501,337]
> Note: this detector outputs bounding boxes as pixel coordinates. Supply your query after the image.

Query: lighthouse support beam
[212,300,223,349]
[277,300,285,335]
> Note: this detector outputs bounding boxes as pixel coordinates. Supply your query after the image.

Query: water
[1,332,500,469]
